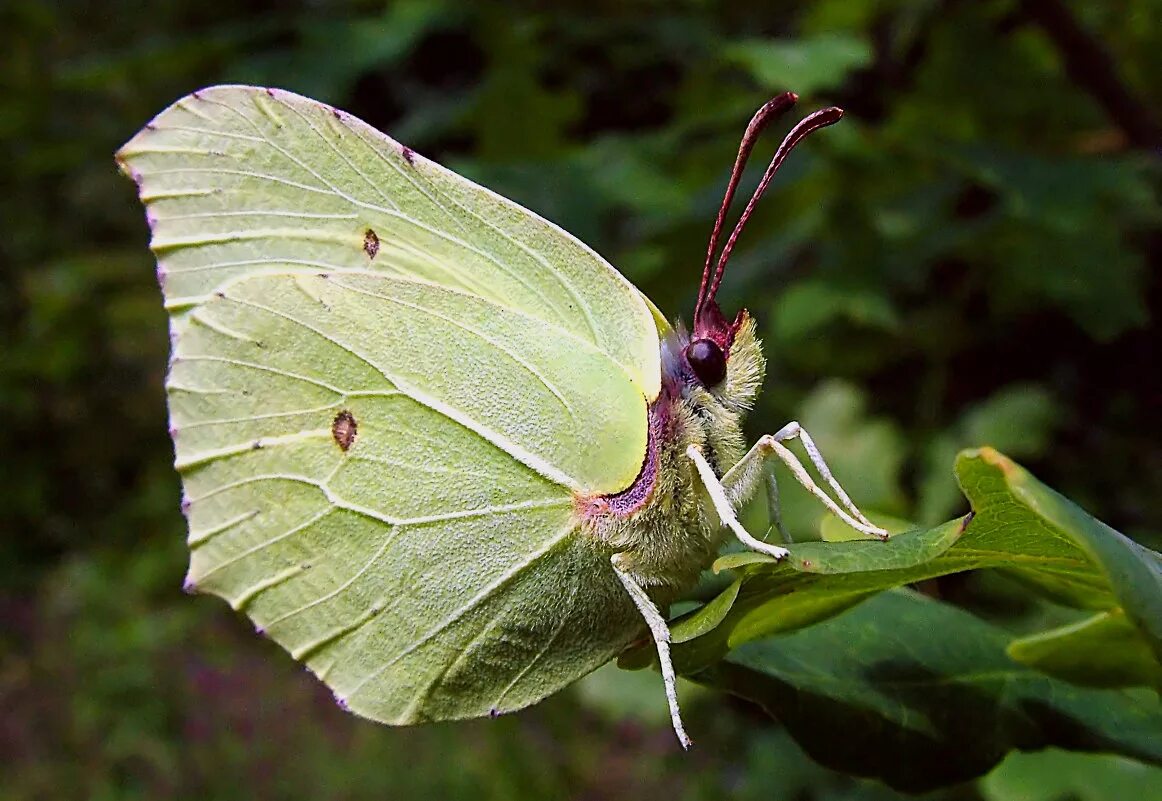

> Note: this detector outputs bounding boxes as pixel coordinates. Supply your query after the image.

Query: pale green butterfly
[117,86,887,748]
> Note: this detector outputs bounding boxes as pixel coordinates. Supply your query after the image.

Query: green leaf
[1008,609,1162,689]
[772,280,900,343]
[645,448,1162,786]
[670,577,741,644]
[660,517,967,673]
[982,749,1162,801]
[696,589,1162,792]
[726,34,873,95]
[957,448,1162,662]
[669,448,1162,683]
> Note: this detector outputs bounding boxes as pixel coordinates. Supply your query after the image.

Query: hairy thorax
[575,313,766,601]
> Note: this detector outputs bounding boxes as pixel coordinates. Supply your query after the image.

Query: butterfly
[117,86,887,748]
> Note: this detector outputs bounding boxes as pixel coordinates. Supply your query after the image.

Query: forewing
[116,85,660,456]
[172,272,641,721]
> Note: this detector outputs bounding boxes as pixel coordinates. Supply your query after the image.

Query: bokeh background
[3,0,1161,798]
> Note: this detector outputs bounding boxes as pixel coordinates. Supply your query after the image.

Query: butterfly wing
[117,86,658,721]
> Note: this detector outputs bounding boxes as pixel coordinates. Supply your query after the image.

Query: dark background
[3,0,1160,798]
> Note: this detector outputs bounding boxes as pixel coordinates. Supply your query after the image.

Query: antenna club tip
[811,106,845,128]
[762,92,799,117]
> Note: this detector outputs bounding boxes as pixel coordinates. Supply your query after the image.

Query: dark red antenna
[694,92,798,326]
[693,96,844,343]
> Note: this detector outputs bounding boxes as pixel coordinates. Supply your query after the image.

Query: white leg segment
[687,445,791,560]
[705,422,891,543]
[771,422,876,528]
[611,555,692,749]
[761,436,889,540]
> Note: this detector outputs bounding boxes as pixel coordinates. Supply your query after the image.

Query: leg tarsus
[611,555,693,749]
[769,422,879,531]
[761,437,889,540]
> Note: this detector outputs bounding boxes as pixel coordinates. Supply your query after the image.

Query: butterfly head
[681,93,843,404]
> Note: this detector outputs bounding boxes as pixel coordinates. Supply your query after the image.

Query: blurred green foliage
[3,0,1161,798]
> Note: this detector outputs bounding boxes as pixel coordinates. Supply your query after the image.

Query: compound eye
[686,338,727,387]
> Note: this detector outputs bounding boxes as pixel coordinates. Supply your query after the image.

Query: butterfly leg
[714,424,890,541]
[611,555,692,750]
[764,466,791,545]
[687,445,790,560]
[768,421,879,530]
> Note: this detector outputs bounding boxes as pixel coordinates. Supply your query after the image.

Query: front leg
[687,444,791,561]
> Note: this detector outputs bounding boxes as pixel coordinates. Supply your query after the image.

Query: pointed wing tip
[114,84,271,187]
[113,149,135,180]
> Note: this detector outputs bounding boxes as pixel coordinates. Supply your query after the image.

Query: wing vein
[495,573,581,710]
[145,167,335,195]
[343,123,582,334]
[155,124,265,142]
[335,278,577,420]
[263,521,401,628]
[168,257,351,275]
[197,94,592,323]
[346,517,578,701]
[275,96,401,212]
[160,210,360,221]
[179,401,345,430]
[175,355,345,394]
[228,295,580,490]
[197,507,335,576]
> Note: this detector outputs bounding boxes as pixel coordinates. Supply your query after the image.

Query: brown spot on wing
[332,410,357,451]
[363,228,380,260]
